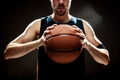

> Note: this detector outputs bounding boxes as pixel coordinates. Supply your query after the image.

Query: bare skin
[4,0,110,65]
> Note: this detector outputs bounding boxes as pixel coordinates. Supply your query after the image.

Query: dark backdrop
[0,0,120,80]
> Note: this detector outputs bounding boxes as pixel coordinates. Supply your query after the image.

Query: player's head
[50,0,72,16]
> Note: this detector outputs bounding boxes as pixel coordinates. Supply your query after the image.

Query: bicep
[12,28,36,43]
[83,20,102,46]
[11,19,40,44]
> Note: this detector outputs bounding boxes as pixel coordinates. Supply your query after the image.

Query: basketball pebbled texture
[44,24,83,64]
[45,24,82,51]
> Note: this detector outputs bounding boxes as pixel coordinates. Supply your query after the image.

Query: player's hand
[46,24,57,30]
[72,25,88,48]
[40,24,57,46]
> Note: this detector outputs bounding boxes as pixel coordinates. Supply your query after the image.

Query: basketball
[44,24,83,64]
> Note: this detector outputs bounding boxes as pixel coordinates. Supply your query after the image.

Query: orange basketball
[44,24,83,64]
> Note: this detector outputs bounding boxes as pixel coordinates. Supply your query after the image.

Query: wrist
[83,41,91,50]
[36,39,41,46]
[37,38,44,47]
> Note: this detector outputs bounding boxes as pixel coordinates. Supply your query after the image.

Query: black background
[0,0,120,80]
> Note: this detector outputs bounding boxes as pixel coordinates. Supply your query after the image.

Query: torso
[38,15,86,80]
[39,16,85,64]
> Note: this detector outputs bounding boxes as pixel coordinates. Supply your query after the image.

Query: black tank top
[38,16,85,80]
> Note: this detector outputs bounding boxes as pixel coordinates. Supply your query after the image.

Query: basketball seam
[45,47,81,52]
[46,33,83,40]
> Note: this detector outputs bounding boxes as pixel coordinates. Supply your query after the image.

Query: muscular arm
[82,20,110,65]
[4,19,42,59]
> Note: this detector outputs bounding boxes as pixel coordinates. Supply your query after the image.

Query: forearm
[84,42,110,65]
[4,39,42,60]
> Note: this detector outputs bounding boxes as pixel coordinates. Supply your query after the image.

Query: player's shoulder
[31,16,48,24]
[28,17,45,27]
[28,19,40,26]
[31,18,41,23]
[74,17,93,31]
[73,16,91,27]
[75,17,83,21]
[75,17,88,24]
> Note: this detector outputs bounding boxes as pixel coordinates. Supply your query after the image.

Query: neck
[51,13,72,23]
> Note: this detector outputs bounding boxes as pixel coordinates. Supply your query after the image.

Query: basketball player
[4,0,110,80]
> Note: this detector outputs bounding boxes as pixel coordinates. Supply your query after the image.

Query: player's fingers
[44,30,51,36]
[72,25,78,28]
[79,34,85,40]
[72,25,83,33]
[46,24,57,30]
